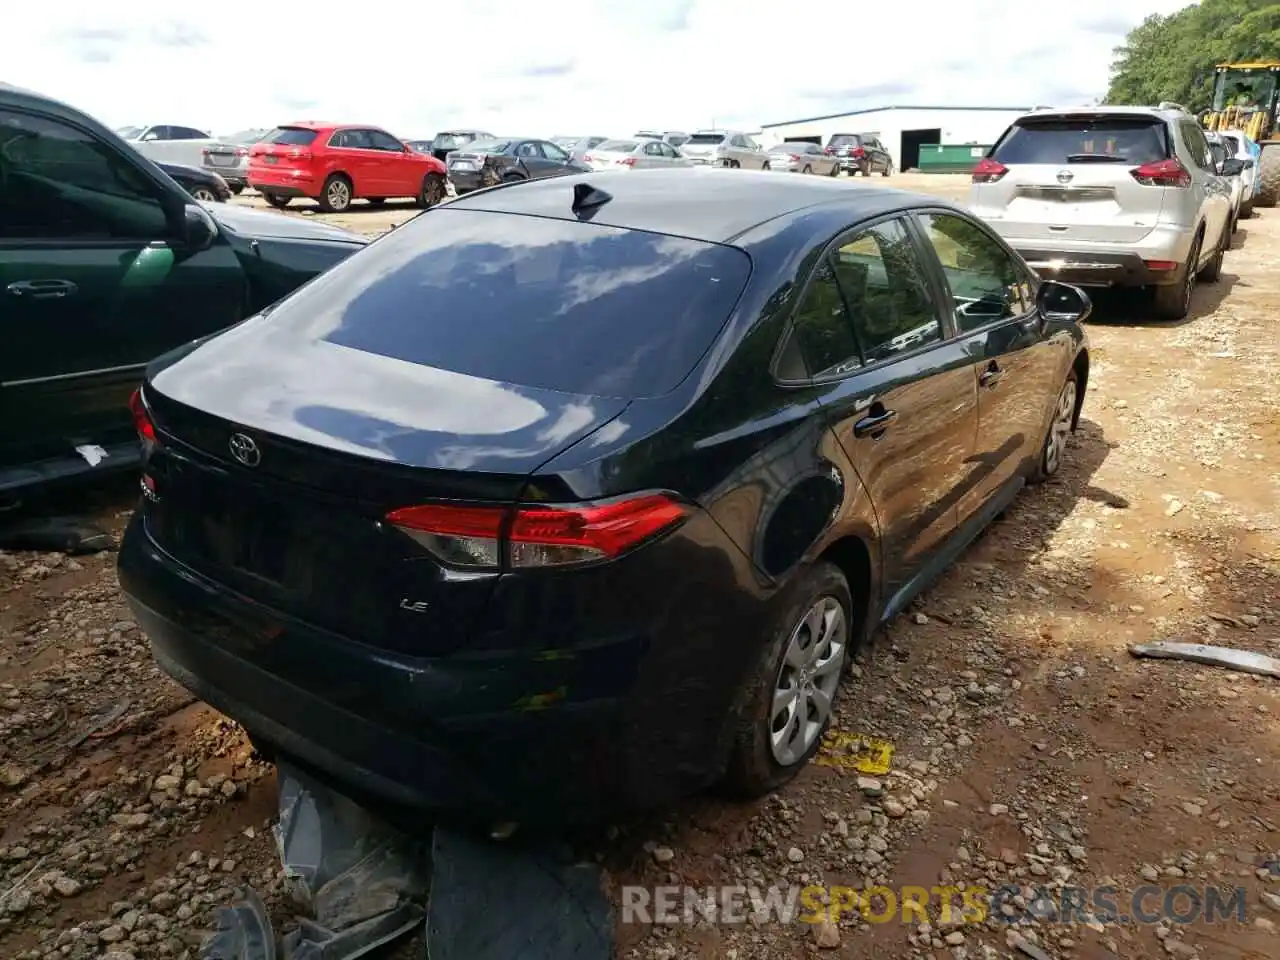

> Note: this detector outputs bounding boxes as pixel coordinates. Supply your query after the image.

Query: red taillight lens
[583,154,595,163]
[823,147,834,155]
[971,157,1008,183]
[287,149,313,162]
[129,388,157,445]
[618,157,636,166]
[1131,158,1191,188]
[851,146,865,158]
[789,154,802,161]
[201,147,211,158]
[385,493,688,569]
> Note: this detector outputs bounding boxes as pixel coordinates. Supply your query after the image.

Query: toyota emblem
[228,433,261,467]
[1056,169,1074,184]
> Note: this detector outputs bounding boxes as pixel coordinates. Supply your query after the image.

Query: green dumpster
[915,144,993,174]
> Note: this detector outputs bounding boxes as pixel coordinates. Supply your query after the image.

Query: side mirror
[1036,279,1092,324]
[1221,158,1245,176]
[182,203,218,251]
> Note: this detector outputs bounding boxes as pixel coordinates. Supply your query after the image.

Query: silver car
[200,128,268,194]
[551,135,611,162]
[678,130,770,169]
[766,141,840,176]
[582,138,691,171]
[969,104,1233,320]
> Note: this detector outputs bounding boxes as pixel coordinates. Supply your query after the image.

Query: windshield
[262,127,318,146]
[262,208,752,398]
[991,117,1169,165]
[1213,70,1277,111]
[686,133,726,145]
[434,132,480,150]
[459,139,511,154]
[595,139,639,153]
[116,126,144,140]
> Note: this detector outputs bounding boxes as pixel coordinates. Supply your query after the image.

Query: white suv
[969,105,1234,320]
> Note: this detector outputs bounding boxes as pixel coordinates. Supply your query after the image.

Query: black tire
[762,162,771,171]
[1151,231,1201,321]
[230,184,245,196]
[801,164,812,175]
[1030,370,1079,483]
[1256,143,1280,208]
[1197,225,1224,282]
[190,187,218,202]
[367,197,386,206]
[1240,196,1254,219]
[263,192,290,209]
[881,163,892,177]
[828,163,840,177]
[318,174,353,213]
[500,171,525,183]
[417,173,446,208]
[728,159,740,169]
[723,562,853,798]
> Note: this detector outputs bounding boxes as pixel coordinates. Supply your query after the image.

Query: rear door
[0,106,244,468]
[789,216,978,603]
[971,113,1176,244]
[328,128,381,195]
[914,210,1064,522]
[641,140,665,168]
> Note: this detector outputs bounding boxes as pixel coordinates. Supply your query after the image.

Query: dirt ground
[1,173,1277,960]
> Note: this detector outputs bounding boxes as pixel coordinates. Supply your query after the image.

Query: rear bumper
[447,170,495,193]
[1000,224,1199,287]
[247,168,318,196]
[118,509,766,824]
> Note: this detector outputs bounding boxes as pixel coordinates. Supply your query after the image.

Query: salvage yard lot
[2,173,1278,960]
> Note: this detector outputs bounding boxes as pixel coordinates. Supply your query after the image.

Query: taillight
[129,388,157,445]
[385,493,689,569]
[971,157,1008,183]
[789,154,802,162]
[583,154,595,163]
[851,146,865,158]
[235,146,249,157]
[1131,158,1191,188]
[618,157,636,167]
[201,147,211,158]
[823,147,834,155]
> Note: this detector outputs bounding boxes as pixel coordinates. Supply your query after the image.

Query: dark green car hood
[209,203,367,245]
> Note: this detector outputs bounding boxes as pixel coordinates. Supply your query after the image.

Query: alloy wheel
[327,179,351,211]
[192,187,217,202]
[770,596,846,766]
[1044,379,1077,476]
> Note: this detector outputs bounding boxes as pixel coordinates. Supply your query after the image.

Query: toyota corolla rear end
[118,199,761,825]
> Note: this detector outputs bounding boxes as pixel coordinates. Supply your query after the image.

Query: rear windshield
[992,117,1169,165]
[686,133,726,145]
[263,127,318,146]
[459,139,511,153]
[596,140,639,152]
[827,135,862,146]
[266,209,752,398]
[771,143,810,152]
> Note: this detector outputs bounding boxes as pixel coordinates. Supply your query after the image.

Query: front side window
[0,110,168,240]
[367,130,405,152]
[832,219,941,364]
[917,213,1032,331]
[541,141,570,162]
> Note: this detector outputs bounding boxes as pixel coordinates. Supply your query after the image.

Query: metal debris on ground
[0,516,114,554]
[200,889,276,960]
[1127,641,1280,678]
[813,730,895,774]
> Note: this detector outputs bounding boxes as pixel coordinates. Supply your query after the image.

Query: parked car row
[969,102,1250,321]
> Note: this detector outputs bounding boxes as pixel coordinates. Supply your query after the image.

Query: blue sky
[11,0,1190,138]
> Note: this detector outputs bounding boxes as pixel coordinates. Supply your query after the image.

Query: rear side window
[991,117,1169,165]
[266,209,752,398]
[263,127,318,147]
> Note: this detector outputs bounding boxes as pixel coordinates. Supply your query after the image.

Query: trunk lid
[972,112,1173,243]
[142,325,627,657]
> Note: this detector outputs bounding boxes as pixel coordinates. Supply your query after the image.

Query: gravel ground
[1,173,1277,960]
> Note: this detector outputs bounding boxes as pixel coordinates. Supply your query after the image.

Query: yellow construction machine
[1202,61,1280,206]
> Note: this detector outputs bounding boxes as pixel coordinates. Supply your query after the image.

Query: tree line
[1105,0,1280,110]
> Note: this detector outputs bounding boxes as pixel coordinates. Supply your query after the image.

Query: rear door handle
[979,362,1005,388]
[853,409,897,438]
[7,279,79,300]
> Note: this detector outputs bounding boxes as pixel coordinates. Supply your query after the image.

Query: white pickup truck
[116,125,249,192]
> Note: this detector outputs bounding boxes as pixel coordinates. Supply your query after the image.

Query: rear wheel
[263,192,290,209]
[190,186,218,202]
[318,174,352,213]
[761,161,771,171]
[801,164,812,175]
[724,562,852,797]
[230,184,245,195]
[500,171,525,183]
[728,159,740,169]
[828,163,840,177]
[881,162,892,177]
[1197,226,1225,282]
[1151,231,1201,321]
[1241,196,1254,219]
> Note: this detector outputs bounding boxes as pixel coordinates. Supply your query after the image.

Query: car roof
[1021,105,1182,122]
[444,168,940,244]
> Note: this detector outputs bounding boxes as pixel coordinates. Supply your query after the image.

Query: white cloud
[10,0,1187,138]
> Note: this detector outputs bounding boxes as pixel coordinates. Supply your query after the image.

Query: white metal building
[757,105,1031,171]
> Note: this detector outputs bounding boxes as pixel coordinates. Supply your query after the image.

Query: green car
[0,83,368,499]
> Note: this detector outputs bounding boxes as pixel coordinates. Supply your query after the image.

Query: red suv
[248,123,448,212]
